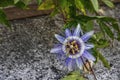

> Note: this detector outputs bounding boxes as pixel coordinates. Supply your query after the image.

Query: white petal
[83,51,96,61]
[76,58,83,69]
[50,46,62,53]
[65,29,72,37]
[73,24,81,36]
[85,44,94,50]
[55,34,65,43]
[67,59,73,71]
[81,31,94,42]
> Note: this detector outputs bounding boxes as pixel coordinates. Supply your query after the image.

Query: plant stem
[87,60,97,80]
[80,56,90,72]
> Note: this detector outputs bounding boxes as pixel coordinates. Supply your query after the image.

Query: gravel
[0,3,120,80]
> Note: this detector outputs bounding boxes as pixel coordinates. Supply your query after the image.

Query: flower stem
[87,60,97,80]
[80,56,90,72]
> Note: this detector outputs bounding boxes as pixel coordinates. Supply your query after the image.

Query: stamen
[71,40,76,44]
[72,49,75,54]
[65,40,80,55]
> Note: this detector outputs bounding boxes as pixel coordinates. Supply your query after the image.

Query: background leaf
[38,0,55,10]
[61,71,85,80]
[0,0,14,7]
[14,0,19,4]
[99,22,114,39]
[75,0,86,14]
[84,20,94,31]
[90,0,99,12]
[15,0,27,9]
[37,0,42,5]
[102,0,114,8]
[92,48,110,69]
[0,9,10,27]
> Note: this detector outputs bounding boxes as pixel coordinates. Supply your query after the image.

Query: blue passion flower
[50,24,95,70]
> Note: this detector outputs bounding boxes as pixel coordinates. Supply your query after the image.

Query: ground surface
[0,4,120,80]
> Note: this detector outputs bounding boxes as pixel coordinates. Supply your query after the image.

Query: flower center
[65,40,80,55]
[62,36,85,59]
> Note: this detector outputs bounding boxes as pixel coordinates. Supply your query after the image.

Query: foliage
[61,71,85,80]
[0,0,29,27]
[38,0,119,69]
[0,0,119,80]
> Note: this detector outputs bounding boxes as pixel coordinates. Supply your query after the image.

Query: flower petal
[73,24,81,36]
[65,58,72,70]
[81,31,94,42]
[55,34,65,43]
[76,57,83,69]
[82,51,95,61]
[65,29,72,37]
[85,44,94,50]
[50,46,62,54]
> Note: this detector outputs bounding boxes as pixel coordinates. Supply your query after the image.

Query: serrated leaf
[102,0,114,8]
[0,9,11,27]
[90,0,99,12]
[38,0,55,10]
[61,71,85,80]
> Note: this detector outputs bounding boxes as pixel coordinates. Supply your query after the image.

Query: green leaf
[90,33,109,48]
[38,0,55,10]
[102,0,114,8]
[98,16,116,22]
[90,0,99,12]
[14,0,19,4]
[112,22,120,32]
[0,0,14,7]
[98,52,110,69]
[37,0,42,5]
[84,20,94,31]
[92,48,99,63]
[21,0,31,5]
[75,15,117,23]
[92,48,110,69]
[75,0,86,14]
[63,20,77,29]
[96,39,109,48]
[61,71,85,80]
[0,9,10,27]
[100,22,114,39]
[58,0,68,9]
[69,5,76,18]
[50,7,59,17]
[111,22,120,40]
[15,0,27,9]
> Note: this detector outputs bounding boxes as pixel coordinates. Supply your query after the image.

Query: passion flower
[50,24,95,70]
